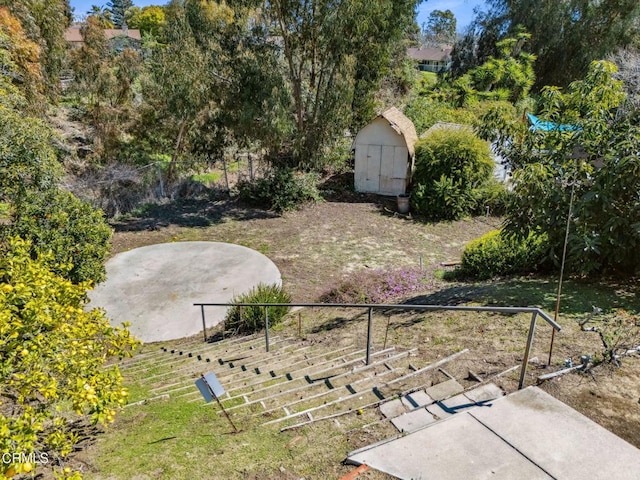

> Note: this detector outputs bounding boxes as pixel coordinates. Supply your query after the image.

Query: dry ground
[88,194,640,478]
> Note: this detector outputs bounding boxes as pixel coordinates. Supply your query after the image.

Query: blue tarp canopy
[526,113,580,132]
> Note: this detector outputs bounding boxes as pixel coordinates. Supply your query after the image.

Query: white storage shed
[353,107,418,196]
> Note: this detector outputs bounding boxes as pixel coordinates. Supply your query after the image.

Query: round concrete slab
[88,242,282,343]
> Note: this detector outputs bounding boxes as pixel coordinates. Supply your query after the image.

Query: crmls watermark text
[2,452,49,465]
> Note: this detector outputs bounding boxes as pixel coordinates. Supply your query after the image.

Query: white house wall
[354,118,411,196]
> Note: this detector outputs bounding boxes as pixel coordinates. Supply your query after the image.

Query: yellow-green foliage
[224,283,291,334]
[0,238,139,479]
[460,229,549,279]
[411,128,494,220]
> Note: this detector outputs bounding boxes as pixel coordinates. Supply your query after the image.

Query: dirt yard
[110,194,640,452]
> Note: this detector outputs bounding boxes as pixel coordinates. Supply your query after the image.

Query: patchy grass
[82,197,640,479]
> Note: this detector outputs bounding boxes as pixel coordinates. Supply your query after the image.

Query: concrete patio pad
[88,242,281,343]
[348,386,640,479]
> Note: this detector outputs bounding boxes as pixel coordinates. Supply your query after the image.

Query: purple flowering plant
[319,266,433,304]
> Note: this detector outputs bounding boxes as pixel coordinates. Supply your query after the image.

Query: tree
[0,106,60,206]
[423,9,456,45]
[479,60,640,274]
[0,0,72,97]
[0,6,45,107]
[69,16,141,157]
[9,189,113,285]
[107,0,133,28]
[87,5,115,28]
[138,0,212,180]
[0,237,138,479]
[265,0,420,169]
[465,0,640,89]
[125,5,165,37]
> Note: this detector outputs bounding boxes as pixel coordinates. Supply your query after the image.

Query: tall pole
[548,182,575,366]
[366,307,373,365]
[264,306,270,353]
[200,305,207,342]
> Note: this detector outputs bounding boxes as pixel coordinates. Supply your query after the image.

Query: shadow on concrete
[111,198,279,232]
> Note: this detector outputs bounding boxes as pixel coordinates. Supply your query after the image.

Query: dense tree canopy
[479,61,640,274]
[423,9,456,45]
[106,0,133,28]
[125,5,165,37]
[265,0,420,169]
[452,0,640,89]
[0,0,71,97]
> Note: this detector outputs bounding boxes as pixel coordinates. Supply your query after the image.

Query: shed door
[363,145,381,192]
[378,146,409,195]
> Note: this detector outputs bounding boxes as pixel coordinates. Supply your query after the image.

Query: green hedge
[224,283,291,334]
[459,229,549,280]
[237,168,322,213]
[411,128,495,221]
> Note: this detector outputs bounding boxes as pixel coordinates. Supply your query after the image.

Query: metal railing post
[519,312,538,389]
[366,307,373,365]
[264,306,270,353]
[200,305,207,342]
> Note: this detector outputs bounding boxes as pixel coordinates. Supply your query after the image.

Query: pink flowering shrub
[319,266,432,304]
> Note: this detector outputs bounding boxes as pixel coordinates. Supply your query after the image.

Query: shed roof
[378,107,418,156]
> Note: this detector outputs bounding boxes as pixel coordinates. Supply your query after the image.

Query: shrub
[7,189,112,285]
[459,229,550,280]
[473,180,510,217]
[410,128,494,221]
[404,96,477,133]
[237,168,322,213]
[319,266,432,304]
[0,238,138,479]
[224,283,291,334]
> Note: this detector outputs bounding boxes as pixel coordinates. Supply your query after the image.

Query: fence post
[519,312,538,389]
[200,305,207,342]
[366,307,373,365]
[264,306,270,353]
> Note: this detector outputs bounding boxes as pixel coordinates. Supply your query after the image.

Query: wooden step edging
[264,348,469,428]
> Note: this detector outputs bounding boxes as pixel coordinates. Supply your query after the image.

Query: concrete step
[389,382,504,434]
[263,349,469,429]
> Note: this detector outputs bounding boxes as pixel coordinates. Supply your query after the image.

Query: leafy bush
[7,189,112,285]
[0,238,138,479]
[459,229,550,280]
[473,180,510,217]
[237,168,322,213]
[404,96,478,133]
[319,266,432,303]
[410,128,494,221]
[224,283,291,334]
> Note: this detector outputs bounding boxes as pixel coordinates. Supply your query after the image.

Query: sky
[69,0,487,32]
[417,0,487,32]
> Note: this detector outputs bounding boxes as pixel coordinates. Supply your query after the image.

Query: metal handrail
[195,302,561,390]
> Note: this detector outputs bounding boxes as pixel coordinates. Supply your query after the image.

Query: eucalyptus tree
[264,0,420,169]
[454,0,640,89]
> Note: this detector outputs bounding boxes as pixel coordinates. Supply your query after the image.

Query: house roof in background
[104,28,141,41]
[379,106,418,156]
[407,46,453,62]
[64,26,142,42]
